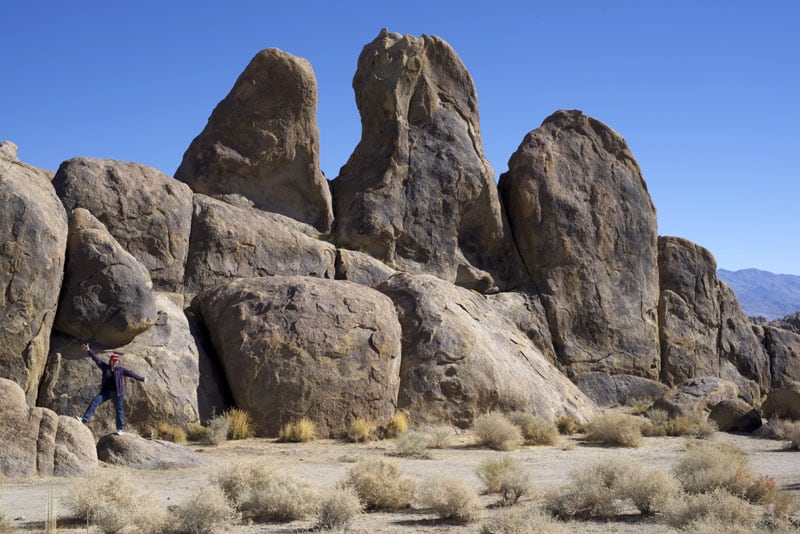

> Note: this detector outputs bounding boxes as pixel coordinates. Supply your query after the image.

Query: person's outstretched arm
[81,343,104,368]
[122,368,147,384]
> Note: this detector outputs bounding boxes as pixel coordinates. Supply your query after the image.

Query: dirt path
[1,431,798,533]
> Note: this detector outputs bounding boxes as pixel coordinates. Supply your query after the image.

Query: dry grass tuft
[507,412,559,446]
[662,488,759,529]
[481,504,570,534]
[317,486,363,530]
[153,421,187,444]
[345,457,415,511]
[756,417,800,441]
[223,408,255,440]
[417,476,483,523]
[170,485,238,534]
[204,414,230,445]
[346,416,376,443]
[555,415,579,435]
[186,422,212,442]
[278,417,316,443]
[386,411,409,438]
[473,412,524,451]
[585,412,642,448]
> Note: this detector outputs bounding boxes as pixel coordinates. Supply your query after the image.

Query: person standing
[77,343,147,435]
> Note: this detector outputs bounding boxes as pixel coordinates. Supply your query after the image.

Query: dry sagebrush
[170,485,238,534]
[417,476,483,523]
[346,457,415,511]
[473,412,524,451]
[317,486,363,530]
[392,430,432,458]
[507,412,559,446]
[481,504,569,534]
[662,488,760,530]
[585,412,642,447]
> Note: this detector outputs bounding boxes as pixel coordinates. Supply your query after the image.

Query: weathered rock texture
[761,325,800,388]
[96,433,213,469]
[0,378,96,477]
[193,276,402,437]
[376,273,597,428]
[331,29,526,292]
[708,399,762,433]
[54,208,157,346]
[572,372,668,407]
[761,382,800,420]
[53,157,194,292]
[175,48,334,233]
[41,293,205,434]
[0,142,68,402]
[652,377,739,419]
[184,195,336,294]
[499,110,660,379]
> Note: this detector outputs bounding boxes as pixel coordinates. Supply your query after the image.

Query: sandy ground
[1,429,799,533]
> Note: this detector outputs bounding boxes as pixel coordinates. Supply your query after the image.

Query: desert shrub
[476,456,517,494]
[317,486,363,530]
[154,421,187,444]
[64,470,169,533]
[277,417,316,443]
[663,488,759,529]
[744,475,798,517]
[205,415,230,446]
[674,441,752,495]
[790,425,800,450]
[693,419,718,439]
[473,412,524,451]
[507,412,559,446]
[755,417,800,440]
[223,408,254,440]
[345,457,415,511]
[646,408,669,425]
[423,425,455,449]
[663,415,717,438]
[639,420,667,437]
[618,464,681,514]
[555,415,579,435]
[241,471,320,522]
[417,476,483,523]
[630,399,653,416]
[544,460,630,519]
[213,460,272,506]
[386,411,409,438]
[498,468,533,507]
[392,431,432,458]
[481,504,569,534]
[186,423,211,442]
[170,485,238,534]
[585,412,642,448]
[346,416,376,443]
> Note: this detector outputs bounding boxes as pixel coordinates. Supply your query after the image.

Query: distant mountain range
[717,268,800,320]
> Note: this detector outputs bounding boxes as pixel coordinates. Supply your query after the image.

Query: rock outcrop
[184,194,336,294]
[708,399,762,433]
[193,276,402,437]
[761,383,800,420]
[54,208,157,346]
[499,110,660,379]
[0,141,68,403]
[761,325,800,388]
[0,378,96,477]
[96,433,213,469]
[376,273,597,428]
[175,48,334,233]
[53,157,194,292]
[652,377,739,418]
[331,29,526,292]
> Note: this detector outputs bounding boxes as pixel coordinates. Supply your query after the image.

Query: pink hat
[109,354,120,362]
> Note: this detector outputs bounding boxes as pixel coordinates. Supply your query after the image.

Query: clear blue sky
[2,1,798,274]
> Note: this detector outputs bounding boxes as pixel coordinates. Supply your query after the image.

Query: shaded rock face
[0,378,96,477]
[708,399,762,433]
[41,293,205,434]
[54,208,158,346]
[651,377,739,419]
[53,157,194,292]
[0,143,68,402]
[376,273,597,428]
[193,276,402,437]
[96,433,213,469]
[184,195,336,294]
[335,248,398,288]
[499,110,660,379]
[572,372,668,407]
[175,48,334,233]
[761,383,800,420]
[331,30,526,293]
[761,325,800,388]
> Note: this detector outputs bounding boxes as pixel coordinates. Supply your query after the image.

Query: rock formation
[331,29,526,292]
[54,208,157,346]
[499,110,660,380]
[175,48,334,233]
[96,433,213,469]
[53,157,193,292]
[193,276,402,437]
[0,141,68,403]
[376,273,597,427]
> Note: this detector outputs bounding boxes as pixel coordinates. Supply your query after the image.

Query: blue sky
[2,1,798,274]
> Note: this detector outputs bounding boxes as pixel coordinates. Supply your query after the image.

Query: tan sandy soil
[1,430,798,533]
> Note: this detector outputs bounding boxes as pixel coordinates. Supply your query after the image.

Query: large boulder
[184,194,336,294]
[761,382,800,420]
[54,208,157,346]
[175,48,334,233]
[53,157,194,292]
[498,110,660,379]
[0,142,68,402]
[331,30,526,292]
[335,248,397,288]
[40,293,207,434]
[652,377,739,419]
[657,237,722,384]
[761,325,800,388]
[0,378,96,477]
[193,276,402,437]
[96,433,213,469]
[376,273,597,428]
[708,399,762,433]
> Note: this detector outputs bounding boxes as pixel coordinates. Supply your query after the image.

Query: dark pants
[81,390,125,431]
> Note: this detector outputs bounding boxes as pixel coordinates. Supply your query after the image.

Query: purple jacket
[87,349,145,396]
